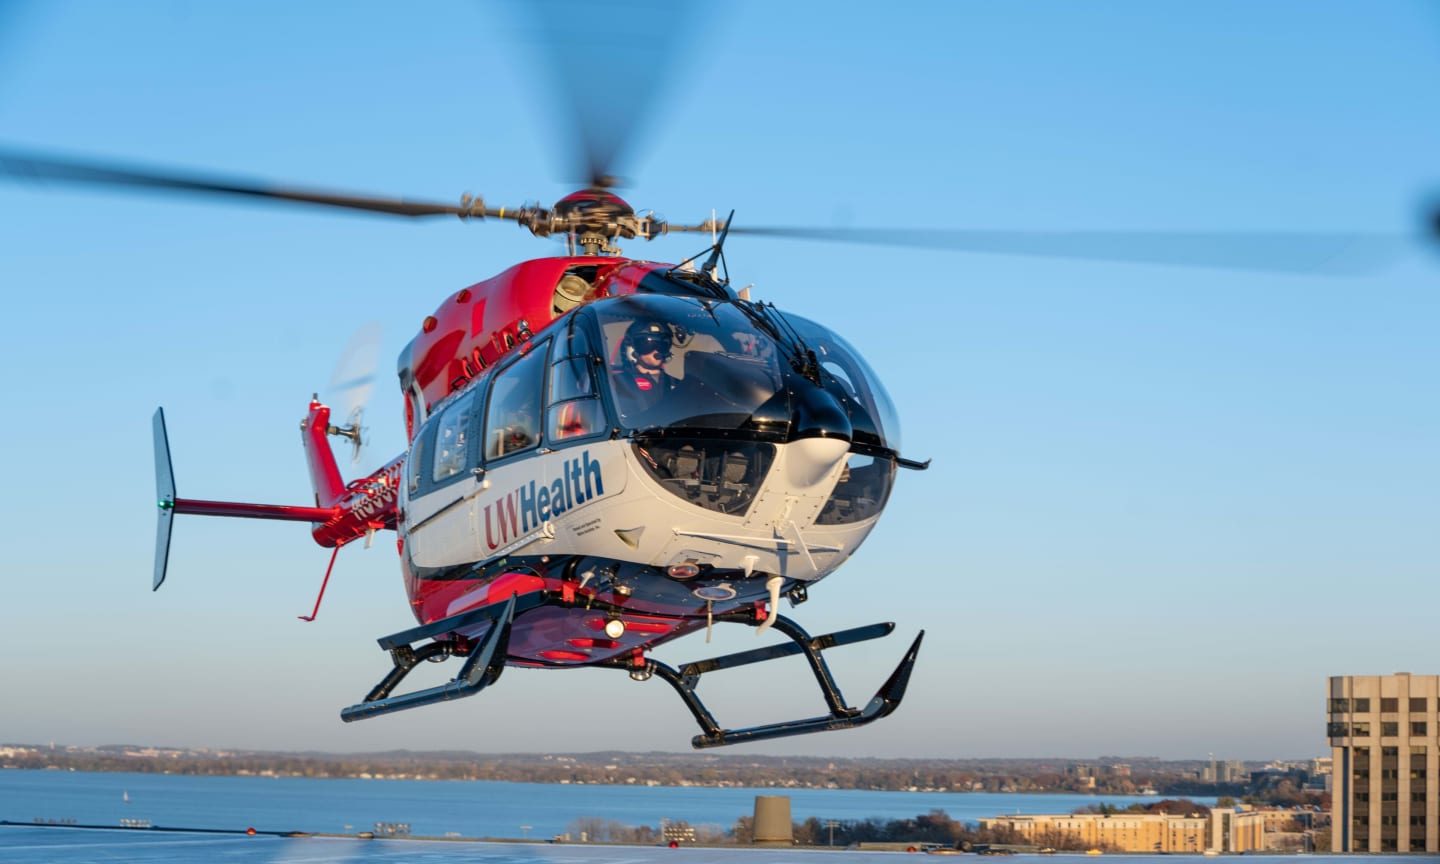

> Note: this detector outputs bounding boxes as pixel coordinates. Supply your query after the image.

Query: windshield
[588,295,786,435]
[784,313,902,452]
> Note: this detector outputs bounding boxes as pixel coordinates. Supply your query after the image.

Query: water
[0,769,1202,839]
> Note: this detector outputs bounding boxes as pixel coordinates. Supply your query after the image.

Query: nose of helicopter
[786,386,852,488]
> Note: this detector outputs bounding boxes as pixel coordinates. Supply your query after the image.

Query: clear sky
[0,1,1436,762]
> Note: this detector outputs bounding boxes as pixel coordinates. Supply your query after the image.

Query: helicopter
[1,136,950,749]
[1,6,1427,752]
[120,178,932,750]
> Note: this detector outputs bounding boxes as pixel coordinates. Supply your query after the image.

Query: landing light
[668,561,701,579]
[604,618,626,639]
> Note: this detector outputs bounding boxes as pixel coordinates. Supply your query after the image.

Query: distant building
[1328,673,1440,852]
[1209,808,1268,852]
[1307,756,1334,793]
[981,806,1317,854]
[980,811,1209,853]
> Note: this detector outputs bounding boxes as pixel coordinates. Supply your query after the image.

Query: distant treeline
[0,746,1314,805]
[570,806,1213,850]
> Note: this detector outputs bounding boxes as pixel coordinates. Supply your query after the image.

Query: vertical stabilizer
[302,398,346,508]
[152,408,176,591]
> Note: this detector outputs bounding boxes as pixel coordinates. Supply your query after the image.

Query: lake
[0,769,1204,839]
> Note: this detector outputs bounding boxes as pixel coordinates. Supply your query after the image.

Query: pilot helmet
[624,319,673,362]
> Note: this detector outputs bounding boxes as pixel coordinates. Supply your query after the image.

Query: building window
[1384,747,1400,757]
[1357,746,1371,759]
[1413,722,1428,736]
[1355,723,1373,737]
[1357,791,1371,803]
[1383,723,1400,737]
[1357,699,1372,712]
[1331,698,1352,712]
[1383,791,1400,802]
[1383,698,1400,712]
[1382,768,1401,780]
[1329,722,1350,737]
[1413,770,1428,781]
[1412,697,1429,712]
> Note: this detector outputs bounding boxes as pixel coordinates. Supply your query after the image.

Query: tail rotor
[326,322,381,466]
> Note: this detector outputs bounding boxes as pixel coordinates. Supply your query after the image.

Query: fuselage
[375,258,902,667]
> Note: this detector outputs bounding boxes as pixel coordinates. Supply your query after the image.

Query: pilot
[612,319,679,418]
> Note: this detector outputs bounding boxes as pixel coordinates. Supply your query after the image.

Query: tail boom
[152,403,404,591]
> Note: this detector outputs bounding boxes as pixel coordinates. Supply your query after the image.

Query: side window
[407,423,430,494]
[547,355,603,442]
[485,346,546,460]
[431,390,479,483]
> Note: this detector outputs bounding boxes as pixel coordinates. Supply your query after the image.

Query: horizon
[0,2,1436,761]
[6,741,1322,766]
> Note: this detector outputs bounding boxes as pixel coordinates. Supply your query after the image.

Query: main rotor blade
[667,223,1414,277]
[0,147,503,219]
[508,0,708,189]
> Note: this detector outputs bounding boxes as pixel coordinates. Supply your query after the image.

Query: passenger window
[485,347,546,460]
[431,390,478,483]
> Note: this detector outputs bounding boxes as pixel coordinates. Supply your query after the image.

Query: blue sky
[0,1,1436,761]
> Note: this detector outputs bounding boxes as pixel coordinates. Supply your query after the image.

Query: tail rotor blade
[328,322,382,465]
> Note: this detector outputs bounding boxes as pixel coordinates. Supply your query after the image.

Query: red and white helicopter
[152,189,929,749]
[0,138,943,748]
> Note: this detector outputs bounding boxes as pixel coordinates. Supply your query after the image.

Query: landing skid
[340,589,922,749]
[612,617,924,749]
[339,594,520,722]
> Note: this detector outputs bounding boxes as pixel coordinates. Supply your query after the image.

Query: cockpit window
[784,315,902,452]
[590,295,785,434]
[546,318,604,443]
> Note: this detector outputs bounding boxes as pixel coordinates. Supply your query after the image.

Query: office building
[1328,673,1440,852]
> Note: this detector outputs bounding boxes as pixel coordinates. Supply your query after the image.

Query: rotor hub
[530,188,666,255]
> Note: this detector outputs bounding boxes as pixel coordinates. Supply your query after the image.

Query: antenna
[699,210,734,283]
